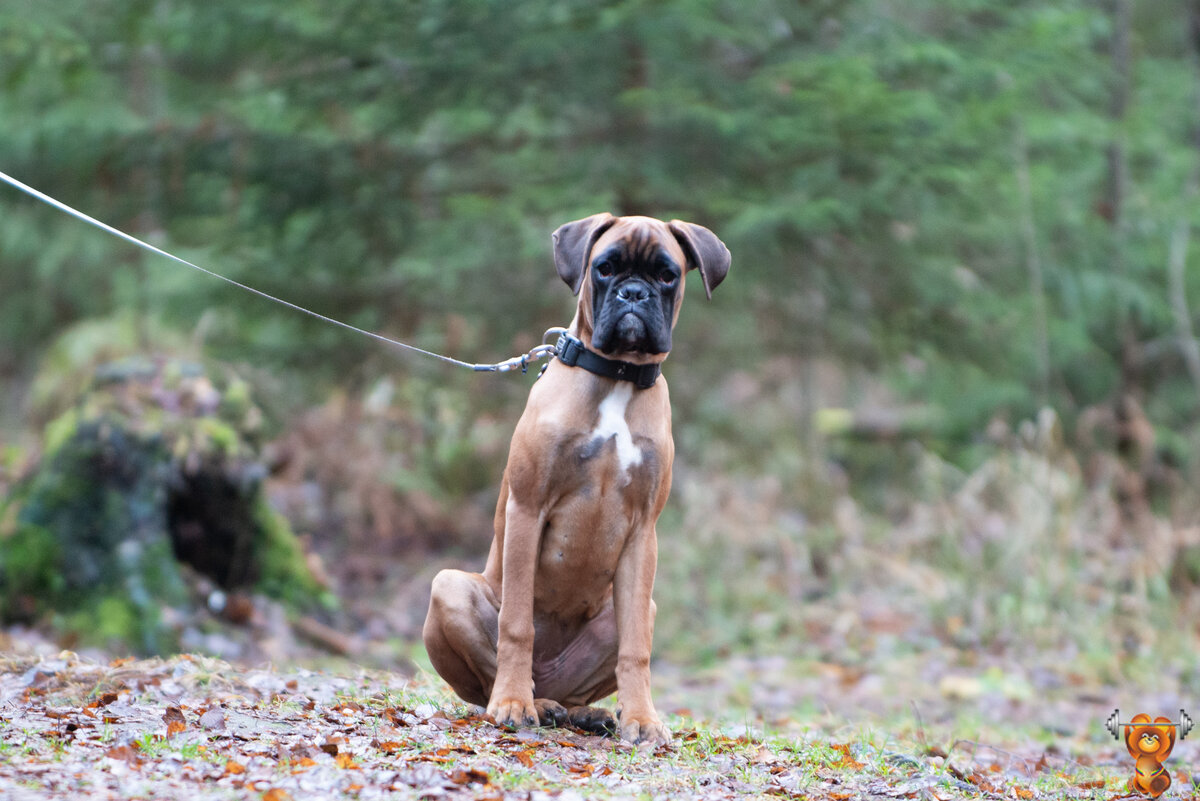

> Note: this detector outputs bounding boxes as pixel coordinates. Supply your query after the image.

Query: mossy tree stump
[1,356,326,654]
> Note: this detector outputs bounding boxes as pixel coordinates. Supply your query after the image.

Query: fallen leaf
[405,754,453,764]
[261,789,292,801]
[372,740,405,753]
[199,707,226,731]
[751,745,782,765]
[163,706,187,737]
[104,744,142,766]
[449,768,490,785]
[334,752,359,770]
[829,743,864,770]
[225,760,247,776]
[514,750,535,768]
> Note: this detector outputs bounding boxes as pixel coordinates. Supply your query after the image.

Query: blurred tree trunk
[127,2,170,350]
[1105,0,1153,542]
[1014,121,1049,408]
[1170,2,1200,402]
[1108,0,1135,392]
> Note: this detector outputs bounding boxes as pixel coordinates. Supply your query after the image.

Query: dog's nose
[617,281,650,303]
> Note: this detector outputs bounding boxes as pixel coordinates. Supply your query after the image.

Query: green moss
[195,417,243,459]
[42,408,81,458]
[252,494,330,608]
[93,597,138,643]
[1,524,63,613]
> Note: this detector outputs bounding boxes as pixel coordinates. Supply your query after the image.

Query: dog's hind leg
[422,569,500,707]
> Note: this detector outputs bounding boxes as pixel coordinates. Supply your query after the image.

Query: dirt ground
[1,623,1191,800]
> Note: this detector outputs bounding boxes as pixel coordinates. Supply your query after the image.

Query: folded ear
[669,220,730,300]
[552,213,616,295]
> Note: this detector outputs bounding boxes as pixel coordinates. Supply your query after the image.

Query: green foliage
[4,0,1199,464]
[7,0,1200,666]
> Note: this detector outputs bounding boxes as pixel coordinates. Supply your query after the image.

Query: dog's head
[552,213,730,363]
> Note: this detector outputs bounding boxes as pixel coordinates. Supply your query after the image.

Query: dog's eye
[595,260,615,277]
[657,269,677,285]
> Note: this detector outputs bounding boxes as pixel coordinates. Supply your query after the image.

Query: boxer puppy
[423,213,729,745]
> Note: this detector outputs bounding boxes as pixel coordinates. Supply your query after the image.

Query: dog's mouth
[613,312,649,349]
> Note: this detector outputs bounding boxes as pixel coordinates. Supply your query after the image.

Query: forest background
[5,0,1200,749]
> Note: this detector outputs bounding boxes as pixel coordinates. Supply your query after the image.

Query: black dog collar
[553,332,661,389]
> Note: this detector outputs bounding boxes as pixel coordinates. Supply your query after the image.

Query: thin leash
[0,169,563,374]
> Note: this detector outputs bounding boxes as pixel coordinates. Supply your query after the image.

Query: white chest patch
[591,383,642,478]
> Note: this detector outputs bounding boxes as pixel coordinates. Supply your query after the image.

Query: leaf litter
[0,651,1154,799]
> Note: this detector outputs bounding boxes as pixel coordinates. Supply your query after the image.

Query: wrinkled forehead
[589,216,687,267]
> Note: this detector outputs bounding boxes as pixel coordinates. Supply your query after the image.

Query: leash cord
[0,169,559,374]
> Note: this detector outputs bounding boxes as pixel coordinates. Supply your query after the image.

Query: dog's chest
[581,384,642,481]
[536,385,664,588]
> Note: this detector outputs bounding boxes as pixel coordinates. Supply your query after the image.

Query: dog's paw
[618,714,671,747]
[487,697,539,730]
[534,698,569,728]
[568,705,618,736]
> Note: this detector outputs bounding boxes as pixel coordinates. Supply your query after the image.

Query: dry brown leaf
[163,706,187,737]
[334,752,359,770]
[372,740,405,753]
[750,745,781,765]
[829,743,864,770]
[289,757,317,773]
[225,760,247,776]
[104,744,142,766]
[1013,788,1033,800]
[514,750,535,768]
[449,768,490,786]
[406,754,453,764]
[199,707,226,731]
[261,789,292,801]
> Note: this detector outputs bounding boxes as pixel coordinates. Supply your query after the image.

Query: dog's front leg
[486,496,541,728]
[613,525,670,746]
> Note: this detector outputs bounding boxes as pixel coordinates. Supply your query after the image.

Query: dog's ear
[669,220,730,300]
[552,213,616,295]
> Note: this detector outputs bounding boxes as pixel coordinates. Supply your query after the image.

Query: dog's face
[588,220,685,356]
[552,214,730,362]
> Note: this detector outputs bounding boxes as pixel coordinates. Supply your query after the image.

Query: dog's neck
[553,329,661,390]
